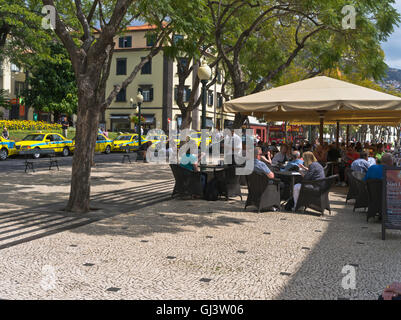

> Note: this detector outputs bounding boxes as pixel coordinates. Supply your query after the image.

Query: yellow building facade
[104,24,235,133]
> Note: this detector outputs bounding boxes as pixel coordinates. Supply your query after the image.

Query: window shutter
[126,36,132,47]
[186,88,191,102]
[149,88,154,101]
[119,37,124,48]
[174,87,177,101]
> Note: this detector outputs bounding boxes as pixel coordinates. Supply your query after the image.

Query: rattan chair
[352,172,368,212]
[214,165,242,201]
[366,179,383,222]
[170,164,204,198]
[295,175,338,215]
[245,172,281,213]
[345,169,359,204]
[323,164,329,177]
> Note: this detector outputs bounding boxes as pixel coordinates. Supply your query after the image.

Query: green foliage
[0,89,10,109]
[24,41,77,115]
[0,0,53,66]
[212,0,401,95]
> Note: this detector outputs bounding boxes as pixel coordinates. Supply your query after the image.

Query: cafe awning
[224,76,401,125]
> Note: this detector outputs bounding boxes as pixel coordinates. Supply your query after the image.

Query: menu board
[382,167,401,240]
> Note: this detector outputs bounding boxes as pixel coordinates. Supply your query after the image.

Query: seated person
[367,151,377,167]
[271,144,289,166]
[180,149,207,189]
[327,143,341,162]
[346,145,360,166]
[259,149,272,167]
[290,152,325,211]
[180,149,199,171]
[364,153,393,181]
[313,144,327,164]
[253,147,274,179]
[375,143,385,164]
[282,151,304,172]
[2,127,9,139]
[350,151,370,174]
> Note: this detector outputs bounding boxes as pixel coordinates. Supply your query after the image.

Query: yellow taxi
[112,134,147,152]
[70,133,114,154]
[181,131,211,147]
[0,136,18,160]
[15,133,73,159]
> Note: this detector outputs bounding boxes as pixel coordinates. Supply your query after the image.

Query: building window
[217,71,222,83]
[116,88,126,102]
[11,64,21,72]
[15,81,25,96]
[217,93,223,108]
[174,86,191,103]
[141,58,152,74]
[118,36,132,48]
[146,34,156,47]
[140,86,154,102]
[184,87,191,102]
[207,90,213,106]
[116,58,127,75]
[177,57,189,73]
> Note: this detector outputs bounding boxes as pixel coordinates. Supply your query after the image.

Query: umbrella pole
[346,125,350,147]
[336,121,340,148]
[319,114,324,145]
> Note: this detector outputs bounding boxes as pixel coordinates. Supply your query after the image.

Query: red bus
[268,124,304,144]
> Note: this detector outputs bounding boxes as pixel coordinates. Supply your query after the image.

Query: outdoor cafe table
[274,170,303,203]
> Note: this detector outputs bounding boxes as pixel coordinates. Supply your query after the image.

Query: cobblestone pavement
[0,162,400,299]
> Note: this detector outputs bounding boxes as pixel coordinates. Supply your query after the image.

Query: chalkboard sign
[382,167,401,240]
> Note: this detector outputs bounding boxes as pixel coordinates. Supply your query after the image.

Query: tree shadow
[274,188,401,300]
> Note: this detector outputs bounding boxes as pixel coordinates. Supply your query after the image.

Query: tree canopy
[25,41,77,117]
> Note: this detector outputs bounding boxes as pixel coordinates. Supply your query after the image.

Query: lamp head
[197,59,211,81]
[136,92,144,104]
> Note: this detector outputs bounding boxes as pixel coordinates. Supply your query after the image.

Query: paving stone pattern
[0,162,400,299]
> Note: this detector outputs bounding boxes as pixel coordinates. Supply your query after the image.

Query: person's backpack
[204,178,219,201]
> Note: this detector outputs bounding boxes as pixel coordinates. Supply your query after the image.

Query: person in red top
[345,145,360,166]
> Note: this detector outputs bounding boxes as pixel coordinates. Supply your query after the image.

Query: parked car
[112,134,147,152]
[0,136,18,160]
[15,133,73,159]
[70,133,114,154]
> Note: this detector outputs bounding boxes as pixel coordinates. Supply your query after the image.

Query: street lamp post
[136,91,144,150]
[197,60,211,171]
[197,60,212,130]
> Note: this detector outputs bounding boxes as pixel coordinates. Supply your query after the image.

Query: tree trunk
[65,86,99,213]
[233,113,248,129]
[180,108,192,129]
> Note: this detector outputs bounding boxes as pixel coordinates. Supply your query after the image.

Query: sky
[382,0,401,69]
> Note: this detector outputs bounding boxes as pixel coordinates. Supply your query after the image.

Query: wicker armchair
[170,164,204,198]
[245,172,281,213]
[214,165,242,200]
[352,172,368,212]
[345,169,359,204]
[295,175,338,215]
[366,179,383,222]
